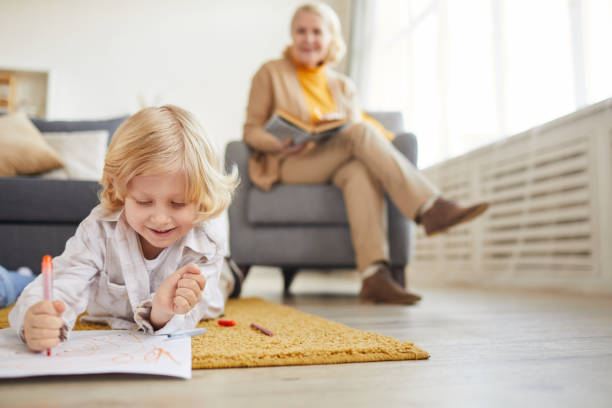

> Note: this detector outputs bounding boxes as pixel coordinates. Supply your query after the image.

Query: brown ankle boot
[418,197,489,237]
[359,265,422,305]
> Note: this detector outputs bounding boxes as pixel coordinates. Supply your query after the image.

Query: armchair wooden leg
[390,266,406,288]
[281,267,299,296]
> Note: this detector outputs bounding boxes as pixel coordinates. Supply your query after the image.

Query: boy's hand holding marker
[23,300,66,352]
[151,263,206,329]
[23,255,66,353]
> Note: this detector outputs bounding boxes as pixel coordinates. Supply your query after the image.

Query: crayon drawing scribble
[145,346,181,365]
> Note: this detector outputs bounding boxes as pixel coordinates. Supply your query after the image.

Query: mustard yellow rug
[0,297,428,369]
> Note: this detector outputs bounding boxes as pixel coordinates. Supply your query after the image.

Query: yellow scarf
[290,54,337,123]
[290,51,395,141]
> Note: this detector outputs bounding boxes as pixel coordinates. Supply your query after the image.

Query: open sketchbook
[0,328,192,379]
[264,109,348,145]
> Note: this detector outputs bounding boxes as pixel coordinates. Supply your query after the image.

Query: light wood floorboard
[1,267,611,408]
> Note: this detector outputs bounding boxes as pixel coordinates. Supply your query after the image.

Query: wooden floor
[2,267,612,408]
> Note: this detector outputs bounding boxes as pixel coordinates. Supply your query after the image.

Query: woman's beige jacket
[243,51,362,190]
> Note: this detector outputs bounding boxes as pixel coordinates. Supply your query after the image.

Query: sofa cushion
[41,130,109,181]
[0,177,100,223]
[31,115,128,145]
[247,184,349,225]
[0,112,64,176]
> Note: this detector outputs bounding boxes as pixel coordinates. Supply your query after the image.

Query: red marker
[218,319,236,327]
[42,255,53,357]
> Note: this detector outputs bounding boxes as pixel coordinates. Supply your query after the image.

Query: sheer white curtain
[349,0,612,168]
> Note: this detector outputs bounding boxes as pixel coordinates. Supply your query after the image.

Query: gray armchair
[225,112,417,294]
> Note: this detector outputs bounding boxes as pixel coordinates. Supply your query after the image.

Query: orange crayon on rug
[41,255,53,357]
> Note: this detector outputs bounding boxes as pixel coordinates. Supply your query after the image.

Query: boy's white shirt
[8,205,227,341]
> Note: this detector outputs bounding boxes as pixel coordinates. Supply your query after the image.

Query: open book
[264,109,348,145]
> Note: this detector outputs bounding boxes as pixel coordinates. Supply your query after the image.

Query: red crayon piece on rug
[41,255,53,357]
[218,319,236,327]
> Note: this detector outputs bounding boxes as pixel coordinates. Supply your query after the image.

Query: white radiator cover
[410,98,612,294]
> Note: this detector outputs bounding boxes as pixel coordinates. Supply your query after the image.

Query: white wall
[0,0,351,153]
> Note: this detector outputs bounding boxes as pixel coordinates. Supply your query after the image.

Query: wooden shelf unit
[0,73,17,113]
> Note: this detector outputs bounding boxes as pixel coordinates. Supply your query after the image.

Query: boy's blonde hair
[291,3,346,65]
[100,105,238,222]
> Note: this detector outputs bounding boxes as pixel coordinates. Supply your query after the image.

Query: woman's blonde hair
[100,105,238,222]
[291,2,346,65]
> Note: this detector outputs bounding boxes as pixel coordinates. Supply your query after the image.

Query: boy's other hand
[23,300,65,352]
[172,264,206,314]
[152,264,206,326]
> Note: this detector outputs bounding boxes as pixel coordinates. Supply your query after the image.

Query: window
[350,0,612,167]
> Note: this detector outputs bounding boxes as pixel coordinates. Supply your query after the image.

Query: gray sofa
[225,112,417,294]
[0,116,126,273]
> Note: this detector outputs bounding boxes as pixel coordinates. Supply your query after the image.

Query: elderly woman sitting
[242,3,488,304]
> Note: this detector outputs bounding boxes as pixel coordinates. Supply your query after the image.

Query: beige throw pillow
[0,112,64,176]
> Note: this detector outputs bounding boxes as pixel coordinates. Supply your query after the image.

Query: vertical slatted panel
[409,99,612,292]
